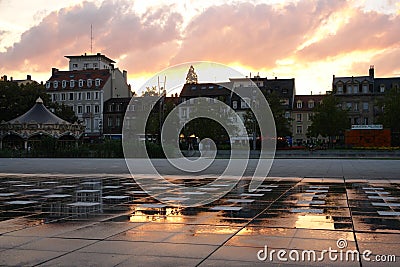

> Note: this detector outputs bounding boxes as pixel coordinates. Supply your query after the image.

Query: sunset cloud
[0,0,399,93]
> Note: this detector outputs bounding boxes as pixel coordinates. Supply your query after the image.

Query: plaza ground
[0,158,399,266]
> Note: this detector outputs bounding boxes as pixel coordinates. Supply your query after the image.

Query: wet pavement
[0,172,399,266]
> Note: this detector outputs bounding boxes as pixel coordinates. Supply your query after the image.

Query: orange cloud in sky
[0,0,399,94]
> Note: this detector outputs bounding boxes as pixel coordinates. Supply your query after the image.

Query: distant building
[103,97,131,139]
[46,53,132,138]
[332,66,400,126]
[1,74,37,86]
[291,94,327,145]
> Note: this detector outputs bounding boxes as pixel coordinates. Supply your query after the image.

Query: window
[95,79,101,87]
[116,104,121,111]
[364,117,369,125]
[61,93,66,101]
[78,92,82,100]
[181,108,187,117]
[108,117,113,127]
[87,79,93,88]
[77,106,83,114]
[52,94,57,101]
[201,86,206,90]
[191,86,196,90]
[109,104,114,112]
[93,63,98,69]
[86,105,91,113]
[346,102,352,109]
[296,126,302,134]
[337,84,343,94]
[116,116,121,127]
[79,79,84,87]
[232,101,237,109]
[62,80,67,88]
[297,101,302,109]
[308,113,313,121]
[363,102,369,111]
[285,111,291,119]
[380,84,385,93]
[94,105,100,114]
[362,83,368,93]
[240,100,248,109]
[46,81,50,89]
[86,92,91,100]
[95,92,99,99]
[354,102,359,111]
[72,63,78,68]
[296,113,302,122]
[69,93,74,101]
[281,99,289,105]
[54,81,58,88]
[70,80,75,87]
[208,86,214,89]
[347,84,352,94]
[129,105,135,111]
[353,84,358,93]
[308,100,314,109]
[83,63,89,69]
[282,88,288,94]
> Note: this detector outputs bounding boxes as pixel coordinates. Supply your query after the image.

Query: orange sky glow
[0,0,399,95]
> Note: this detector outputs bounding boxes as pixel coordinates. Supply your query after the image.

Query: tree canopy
[307,94,349,143]
[0,81,76,123]
[378,87,400,133]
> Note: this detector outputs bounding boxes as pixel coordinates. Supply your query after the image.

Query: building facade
[103,97,131,139]
[46,53,132,138]
[291,94,326,145]
[332,66,400,126]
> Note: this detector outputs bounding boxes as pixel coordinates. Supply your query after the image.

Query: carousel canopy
[8,97,68,124]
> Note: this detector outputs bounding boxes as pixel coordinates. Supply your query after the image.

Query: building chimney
[275,77,277,80]
[27,75,31,80]
[52,68,58,75]
[2,75,7,81]
[123,70,127,82]
[10,77,13,81]
[369,65,374,79]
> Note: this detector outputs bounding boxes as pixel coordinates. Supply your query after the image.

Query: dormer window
[70,80,75,87]
[353,84,359,94]
[95,78,101,87]
[380,84,385,93]
[79,79,84,88]
[87,79,92,87]
[308,100,314,108]
[53,81,58,89]
[46,81,50,89]
[347,84,352,94]
[362,83,368,93]
[337,84,343,94]
[297,101,302,109]
[62,80,67,88]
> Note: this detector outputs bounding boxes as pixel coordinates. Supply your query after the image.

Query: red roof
[47,69,110,90]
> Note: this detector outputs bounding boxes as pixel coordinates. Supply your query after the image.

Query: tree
[377,87,400,146]
[307,95,349,147]
[142,86,160,96]
[0,81,77,123]
[265,92,292,138]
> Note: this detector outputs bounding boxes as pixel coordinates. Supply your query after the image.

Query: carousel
[0,97,85,151]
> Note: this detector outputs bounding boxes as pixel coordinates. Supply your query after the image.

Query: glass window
[337,85,343,94]
[78,92,82,100]
[116,117,121,127]
[308,101,314,108]
[86,105,91,113]
[46,81,50,89]
[296,113,302,122]
[362,84,368,93]
[86,92,91,100]
[79,79,84,87]
[95,105,100,113]
[95,79,101,87]
[347,84,352,94]
[95,92,99,99]
[61,93,65,101]
[77,106,83,114]
[380,84,385,93]
[108,117,113,127]
[62,80,67,88]
[70,80,75,87]
[363,102,369,111]
[296,126,302,134]
[232,101,237,109]
[297,101,302,109]
[54,81,58,88]
[69,93,74,101]
[87,79,92,87]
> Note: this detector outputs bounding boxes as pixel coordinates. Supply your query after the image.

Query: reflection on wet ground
[0,174,399,266]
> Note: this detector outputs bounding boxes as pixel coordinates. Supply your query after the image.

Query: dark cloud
[171,0,347,68]
[0,0,182,74]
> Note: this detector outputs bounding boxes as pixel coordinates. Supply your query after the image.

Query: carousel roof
[8,97,69,124]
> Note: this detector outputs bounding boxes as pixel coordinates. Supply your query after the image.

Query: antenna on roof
[90,24,93,54]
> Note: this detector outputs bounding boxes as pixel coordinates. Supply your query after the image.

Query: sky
[0,0,399,95]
